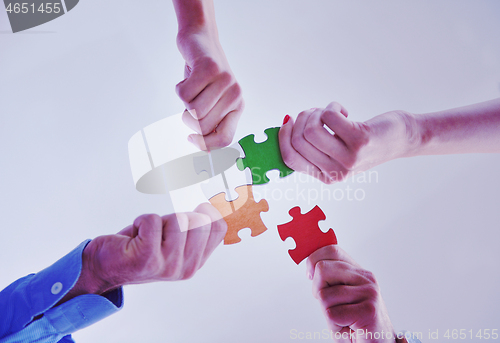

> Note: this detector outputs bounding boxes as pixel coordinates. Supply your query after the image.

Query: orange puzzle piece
[209,185,269,244]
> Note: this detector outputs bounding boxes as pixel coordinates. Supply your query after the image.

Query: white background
[1,1,499,342]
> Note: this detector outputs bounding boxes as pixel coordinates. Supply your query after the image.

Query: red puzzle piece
[277,205,337,264]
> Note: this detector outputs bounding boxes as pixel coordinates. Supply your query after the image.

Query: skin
[307,245,397,343]
[279,98,500,184]
[173,0,244,150]
[59,203,227,303]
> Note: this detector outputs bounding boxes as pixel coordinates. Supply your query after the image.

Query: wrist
[56,240,117,305]
[394,110,422,159]
[80,240,117,294]
[174,0,218,39]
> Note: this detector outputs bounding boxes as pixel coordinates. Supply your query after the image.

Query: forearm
[172,0,218,37]
[408,98,500,156]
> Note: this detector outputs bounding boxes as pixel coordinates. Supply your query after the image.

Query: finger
[160,213,188,266]
[132,214,163,251]
[326,101,349,118]
[182,212,213,278]
[182,109,203,135]
[193,203,227,263]
[186,72,233,121]
[312,261,370,298]
[292,110,348,182]
[318,284,374,309]
[278,114,327,182]
[176,62,216,105]
[178,204,227,279]
[303,110,350,162]
[306,245,361,279]
[320,106,354,144]
[196,83,243,136]
[189,108,243,149]
[326,301,375,330]
[117,224,134,237]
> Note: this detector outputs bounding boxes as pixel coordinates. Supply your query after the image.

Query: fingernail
[187,135,193,143]
[283,114,291,125]
[307,272,313,280]
[187,108,197,118]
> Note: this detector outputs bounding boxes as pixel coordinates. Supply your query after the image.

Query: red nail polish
[283,115,291,125]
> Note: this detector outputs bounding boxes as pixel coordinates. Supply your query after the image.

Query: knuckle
[326,305,343,322]
[175,83,189,102]
[315,260,329,277]
[350,123,370,149]
[323,244,340,258]
[321,109,336,122]
[166,264,183,280]
[290,134,302,150]
[361,300,377,318]
[200,123,213,136]
[181,265,199,280]
[317,287,330,302]
[303,125,316,142]
[229,82,242,101]
[364,284,379,300]
[363,269,378,284]
[218,71,233,86]
[136,213,161,227]
[237,97,245,111]
[217,131,234,147]
[200,57,220,77]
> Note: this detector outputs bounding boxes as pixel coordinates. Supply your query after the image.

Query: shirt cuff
[0,239,124,343]
[0,289,123,343]
[27,240,93,317]
[45,288,123,335]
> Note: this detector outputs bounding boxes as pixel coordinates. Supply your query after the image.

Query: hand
[279,102,417,184]
[307,245,395,343]
[176,28,244,150]
[63,203,227,300]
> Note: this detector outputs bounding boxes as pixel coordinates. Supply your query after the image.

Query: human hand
[279,102,417,184]
[307,245,395,343]
[176,27,244,150]
[64,203,227,299]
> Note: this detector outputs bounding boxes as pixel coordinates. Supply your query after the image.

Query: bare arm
[279,98,500,183]
[172,0,244,150]
[409,98,500,156]
[59,203,226,304]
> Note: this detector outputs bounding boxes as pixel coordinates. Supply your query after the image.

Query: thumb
[133,214,163,250]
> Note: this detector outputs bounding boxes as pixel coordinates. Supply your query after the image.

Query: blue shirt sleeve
[0,240,124,343]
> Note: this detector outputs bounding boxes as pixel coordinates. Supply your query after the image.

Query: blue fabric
[0,240,123,343]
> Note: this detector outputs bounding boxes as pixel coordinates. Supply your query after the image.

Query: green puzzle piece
[236,127,294,185]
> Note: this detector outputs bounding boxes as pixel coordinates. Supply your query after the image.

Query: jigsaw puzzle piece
[201,162,253,202]
[236,127,294,185]
[209,185,269,244]
[200,172,226,201]
[222,163,253,200]
[277,205,337,264]
[193,146,240,177]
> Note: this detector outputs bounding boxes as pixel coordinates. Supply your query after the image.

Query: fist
[307,245,395,343]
